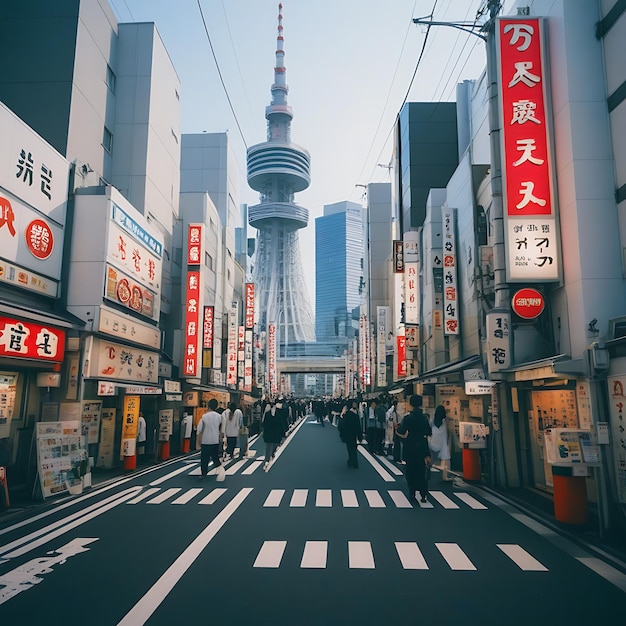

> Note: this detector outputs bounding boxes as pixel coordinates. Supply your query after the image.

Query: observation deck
[247,142,311,193]
[248,201,309,230]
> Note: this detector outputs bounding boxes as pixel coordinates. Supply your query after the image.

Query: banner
[121,395,140,457]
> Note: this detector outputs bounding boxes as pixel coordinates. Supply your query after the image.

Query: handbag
[239,426,249,435]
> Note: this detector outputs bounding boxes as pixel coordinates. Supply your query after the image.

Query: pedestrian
[396,395,432,503]
[136,412,147,461]
[384,398,398,456]
[339,400,362,468]
[262,399,283,470]
[373,396,387,454]
[196,398,225,481]
[238,404,250,458]
[222,402,240,460]
[429,404,452,481]
[366,400,378,454]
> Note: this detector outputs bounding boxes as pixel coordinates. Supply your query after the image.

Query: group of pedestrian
[261,396,291,470]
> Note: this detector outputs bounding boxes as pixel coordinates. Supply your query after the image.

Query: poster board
[36,421,88,498]
[120,395,140,457]
[81,400,102,444]
[159,409,173,442]
[0,373,18,438]
[97,408,116,468]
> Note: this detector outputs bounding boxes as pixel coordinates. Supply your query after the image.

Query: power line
[196,0,248,151]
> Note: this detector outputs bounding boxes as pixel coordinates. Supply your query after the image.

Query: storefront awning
[0,300,85,329]
[404,354,483,383]
[499,354,575,381]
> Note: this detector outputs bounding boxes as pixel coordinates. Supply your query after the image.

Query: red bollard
[159,441,170,461]
[462,447,481,481]
[123,454,137,471]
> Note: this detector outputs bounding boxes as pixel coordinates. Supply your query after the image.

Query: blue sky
[109,0,515,300]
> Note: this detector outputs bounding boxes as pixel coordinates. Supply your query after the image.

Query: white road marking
[254,541,287,568]
[127,488,161,505]
[429,491,460,509]
[348,541,375,569]
[497,544,548,571]
[290,489,308,507]
[576,557,626,592]
[357,446,396,482]
[341,490,358,508]
[226,459,248,475]
[198,488,227,505]
[388,490,413,508]
[316,489,332,507]
[377,456,404,476]
[150,464,197,485]
[171,488,203,505]
[364,490,386,508]
[418,497,435,509]
[301,541,328,568]
[147,488,181,504]
[454,492,488,509]
[436,543,477,570]
[241,461,263,475]
[264,489,285,507]
[118,488,252,625]
[395,542,429,569]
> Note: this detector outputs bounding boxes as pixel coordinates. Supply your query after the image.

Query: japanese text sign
[245,283,255,329]
[203,306,214,349]
[187,224,203,266]
[184,271,201,377]
[0,316,65,363]
[441,208,459,335]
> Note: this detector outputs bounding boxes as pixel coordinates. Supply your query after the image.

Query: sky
[109,0,515,302]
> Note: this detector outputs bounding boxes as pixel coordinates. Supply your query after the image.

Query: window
[103,127,113,153]
[205,252,213,270]
[106,65,116,93]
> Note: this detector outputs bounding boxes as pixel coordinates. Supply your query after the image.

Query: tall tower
[247,3,315,346]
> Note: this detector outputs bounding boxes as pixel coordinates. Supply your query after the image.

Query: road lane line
[341,490,358,508]
[497,544,548,571]
[454,492,488,509]
[316,489,332,507]
[436,543,477,570]
[127,488,161,504]
[357,446,396,482]
[253,541,287,568]
[395,542,429,569]
[150,464,198,485]
[242,461,263,475]
[0,487,142,559]
[171,488,203,505]
[262,416,308,471]
[301,541,328,568]
[429,491,460,509]
[2,488,142,560]
[118,487,252,625]
[388,490,413,508]
[198,488,227,505]
[348,541,375,569]
[377,456,404,476]
[263,489,285,507]
[290,489,308,507]
[147,488,181,504]
[576,557,626,592]
[364,490,385,508]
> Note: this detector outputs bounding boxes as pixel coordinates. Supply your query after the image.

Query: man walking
[196,398,224,480]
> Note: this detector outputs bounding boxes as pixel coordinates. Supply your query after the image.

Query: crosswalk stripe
[198,488,227,505]
[429,491,460,509]
[364,490,386,508]
[290,489,308,507]
[316,489,332,507]
[377,456,404,476]
[254,541,287,568]
[264,489,285,507]
[127,488,160,504]
[242,461,263,475]
[395,542,429,569]
[171,488,203,504]
[226,459,248,475]
[341,490,359,508]
[497,544,548,571]
[147,488,181,504]
[454,492,488,509]
[436,543,477,570]
[348,541,375,569]
[418,497,435,509]
[301,541,328,568]
[388,490,413,508]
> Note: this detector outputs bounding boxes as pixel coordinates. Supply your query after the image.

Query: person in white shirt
[223,402,241,460]
[136,412,147,459]
[196,398,223,479]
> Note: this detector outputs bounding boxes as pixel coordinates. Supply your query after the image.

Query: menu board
[0,373,17,438]
[36,421,88,498]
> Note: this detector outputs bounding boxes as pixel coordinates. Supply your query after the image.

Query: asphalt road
[1,415,624,625]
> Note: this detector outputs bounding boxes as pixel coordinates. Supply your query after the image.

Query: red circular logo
[25,219,54,259]
[117,279,131,304]
[512,288,545,319]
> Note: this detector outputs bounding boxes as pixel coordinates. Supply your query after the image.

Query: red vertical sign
[397,335,406,377]
[184,271,200,376]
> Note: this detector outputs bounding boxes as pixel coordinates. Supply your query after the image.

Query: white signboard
[377,306,388,387]
[84,336,159,384]
[485,310,511,374]
[0,258,58,296]
[465,381,496,395]
[98,305,161,349]
[404,262,419,325]
[441,208,459,335]
[507,217,559,281]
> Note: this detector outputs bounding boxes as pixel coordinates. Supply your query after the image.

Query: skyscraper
[315,201,364,340]
[247,4,315,346]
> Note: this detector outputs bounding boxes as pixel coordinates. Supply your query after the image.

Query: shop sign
[104,264,158,321]
[403,231,419,264]
[121,395,140,457]
[124,385,162,395]
[404,262,419,325]
[183,391,199,406]
[397,333,406,378]
[111,202,162,258]
[512,287,545,319]
[244,328,253,392]
[245,283,255,329]
[0,316,65,362]
[485,310,511,374]
[0,258,58,296]
[268,323,277,394]
[465,381,496,395]
[497,17,560,282]
[393,240,404,273]
[183,270,202,377]
[85,336,158,384]
[187,224,203,266]
[97,381,116,396]
[166,393,183,402]
[441,208,459,335]
[158,361,172,378]
[98,305,160,349]
[227,302,238,387]
[203,306,214,349]
[164,380,181,393]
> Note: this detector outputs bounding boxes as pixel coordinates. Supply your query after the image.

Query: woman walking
[339,400,362,469]
[262,399,282,470]
[396,395,432,503]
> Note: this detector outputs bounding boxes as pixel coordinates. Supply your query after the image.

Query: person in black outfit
[339,400,362,469]
[396,395,432,502]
